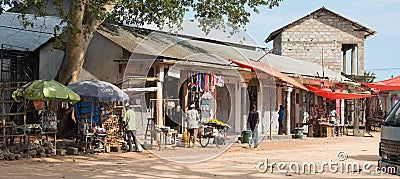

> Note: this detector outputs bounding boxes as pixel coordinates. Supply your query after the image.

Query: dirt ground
[0,132,397,178]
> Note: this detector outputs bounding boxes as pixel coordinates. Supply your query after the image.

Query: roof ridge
[265,7,376,43]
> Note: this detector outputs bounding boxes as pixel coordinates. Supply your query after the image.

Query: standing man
[329,107,338,137]
[186,104,200,147]
[123,103,141,152]
[248,105,259,148]
[278,105,285,135]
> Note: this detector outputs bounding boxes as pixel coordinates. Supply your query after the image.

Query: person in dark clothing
[278,105,285,135]
[248,105,259,148]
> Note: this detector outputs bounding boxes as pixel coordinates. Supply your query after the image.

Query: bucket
[241,130,252,143]
[294,128,304,139]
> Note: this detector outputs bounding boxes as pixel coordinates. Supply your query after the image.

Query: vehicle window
[385,101,400,123]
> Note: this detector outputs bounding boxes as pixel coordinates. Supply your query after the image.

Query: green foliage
[1,0,282,84]
[364,70,376,83]
[1,0,282,37]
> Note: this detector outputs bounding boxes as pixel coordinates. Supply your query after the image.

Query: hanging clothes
[200,91,215,120]
[210,74,215,92]
[196,72,200,93]
[216,75,224,87]
[201,73,205,92]
[205,73,209,91]
[188,72,193,104]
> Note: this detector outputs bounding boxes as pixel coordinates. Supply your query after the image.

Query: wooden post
[285,87,293,135]
[157,65,165,126]
[1,85,5,145]
[269,86,273,140]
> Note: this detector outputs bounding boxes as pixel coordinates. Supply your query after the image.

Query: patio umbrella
[12,79,81,103]
[68,80,129,102]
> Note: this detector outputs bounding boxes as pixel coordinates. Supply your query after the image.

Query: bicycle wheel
[199,136,210,147]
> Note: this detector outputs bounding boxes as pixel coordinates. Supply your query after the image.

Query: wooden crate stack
[102,115,123,148]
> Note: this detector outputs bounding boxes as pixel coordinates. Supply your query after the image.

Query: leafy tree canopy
[1,0,282,85]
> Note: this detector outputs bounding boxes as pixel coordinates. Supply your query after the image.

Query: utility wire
[365,68,400,71]
[0,25,53,35]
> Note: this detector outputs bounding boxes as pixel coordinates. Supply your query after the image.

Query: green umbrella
[12,79,81,104]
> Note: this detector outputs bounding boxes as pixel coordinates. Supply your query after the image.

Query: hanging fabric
[200,91,214,120]
[205,73,209,91]
[201,73,205,92]
[216,75,224,87]
[188,71,193,104]
[196,72,200,93]
[210,74,215,92]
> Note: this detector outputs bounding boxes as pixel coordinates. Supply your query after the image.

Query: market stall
[304,85,372,137]
[12,79,81,156]
[68,80,129,152]
[183,71,226,147]
[186,71,223,117]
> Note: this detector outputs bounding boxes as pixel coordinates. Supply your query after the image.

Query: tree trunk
[54,1,116,136]
[56,38,89,85]
[55,0,87,85]
[55,0,115,85]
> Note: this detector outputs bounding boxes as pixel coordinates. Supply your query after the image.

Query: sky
[243,0,400,81]
[2,1,398,81]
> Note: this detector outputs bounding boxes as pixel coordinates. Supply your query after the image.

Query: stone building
[265,7,376,77]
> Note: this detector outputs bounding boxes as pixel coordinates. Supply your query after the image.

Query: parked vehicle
[379,100,400,175]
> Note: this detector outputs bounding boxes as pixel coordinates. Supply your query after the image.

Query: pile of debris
[0,148,22,161]
[0,140,56,161]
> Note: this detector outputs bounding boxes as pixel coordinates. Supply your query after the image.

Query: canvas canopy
[12,79,81,103]
[230,59,308,91]
[362,76,400,91]
[306,85,372,99]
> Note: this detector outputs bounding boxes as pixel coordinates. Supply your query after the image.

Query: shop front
[302,83,372,137]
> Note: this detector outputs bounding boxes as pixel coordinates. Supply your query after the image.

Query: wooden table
[319,123,334,137]
[308,123,335,137]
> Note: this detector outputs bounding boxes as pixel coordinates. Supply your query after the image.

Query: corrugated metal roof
[264,54,349,82]
[98,23,257,65]
[0,12,61,51]
[98,23,349,82]
[236,49,350,82]
[135,19,264,50]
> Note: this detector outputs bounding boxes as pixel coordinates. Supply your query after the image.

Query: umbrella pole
[91,101,94,133]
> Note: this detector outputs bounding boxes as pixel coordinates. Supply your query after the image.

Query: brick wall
[273,10,366,75]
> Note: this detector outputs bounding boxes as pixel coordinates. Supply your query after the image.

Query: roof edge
[265,6,376,43]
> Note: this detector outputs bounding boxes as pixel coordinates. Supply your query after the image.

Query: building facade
[266,7,376,77]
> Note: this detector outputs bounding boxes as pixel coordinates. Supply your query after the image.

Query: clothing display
[186,71,221,121]
[200,91,215,120]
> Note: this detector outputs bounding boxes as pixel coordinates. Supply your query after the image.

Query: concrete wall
[272,10,366,75]
[39,33,123,81]
[79,33,123,82]
[39,42,64,79]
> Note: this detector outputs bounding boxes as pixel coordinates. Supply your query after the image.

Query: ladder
[144,117,155,149]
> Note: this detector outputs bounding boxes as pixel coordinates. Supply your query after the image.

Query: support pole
[269,87,272,140]
[342,51,347,73]
[285,87,293,135]
[157,65,165,126]
[241,83,248,131]
[351,47,356,75]
[352,99,358,130]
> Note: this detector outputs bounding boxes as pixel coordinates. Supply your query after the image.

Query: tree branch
[83,0,117,40]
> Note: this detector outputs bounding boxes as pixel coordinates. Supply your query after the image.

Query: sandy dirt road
[0,132,397,178]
